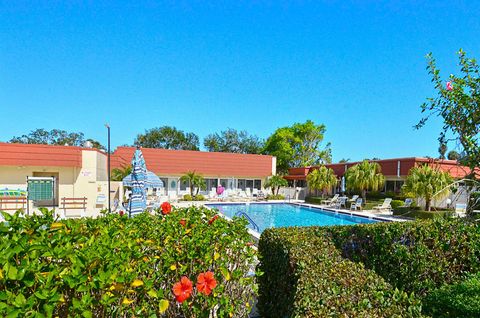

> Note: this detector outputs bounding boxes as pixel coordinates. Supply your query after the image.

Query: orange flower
[161,202,172,215]
[196,271,217,295]
[179,219,186,227]
[208,215,219,225]
[172,276,192,303]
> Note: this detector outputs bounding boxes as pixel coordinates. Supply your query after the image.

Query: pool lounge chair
[350,198,363,211]
[322,194,339,205]
[334,197,347,209]
[348,195,359,203]
[403,198,413,208]
[373,198,392,212]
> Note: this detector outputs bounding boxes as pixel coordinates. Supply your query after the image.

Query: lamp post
[105,124,111,213]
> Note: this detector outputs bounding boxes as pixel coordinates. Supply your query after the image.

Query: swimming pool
[206,203,378,233]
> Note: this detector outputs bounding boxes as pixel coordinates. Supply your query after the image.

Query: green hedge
[422,272,480,318]
[327,218,480,295]
[258,218,480,317]
[304,196,323,204]
[258,227,423,317]
[393,207,454,219]
[0,207,256,317]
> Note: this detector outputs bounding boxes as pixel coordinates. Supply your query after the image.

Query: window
[179,179,187,191]
[237,179,246,190]
[254,180,262,190]
[220,179,228,188]
[205,179,218,191]
[246,180,254,190]
[386,180,395,192]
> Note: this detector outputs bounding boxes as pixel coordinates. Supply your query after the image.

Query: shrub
[304,196,323,204]
[393,207,453,219]
[258,227,423,317]
[422,272,480,318]
[0,207,256,317]
[183,194,193,201]
[327,218,480,295]
[194,194,205,201]
[265,194,285,200]
[391,200,405,209]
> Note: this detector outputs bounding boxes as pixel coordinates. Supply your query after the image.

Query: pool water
[206,203,378,233]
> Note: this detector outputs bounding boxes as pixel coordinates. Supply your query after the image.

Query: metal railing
[235,210,260,232]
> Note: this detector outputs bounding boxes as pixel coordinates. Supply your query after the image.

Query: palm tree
[345,160,385,203]
[111,165,132,181]
[180,171,206,197]
[264,175,288,196]
[402,165,453,211]
[306,166,337,198]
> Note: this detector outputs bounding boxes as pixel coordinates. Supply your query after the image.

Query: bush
[327,218,480,295]
[423,272,480,318]
[183,194,206,201]
[194,194,205,201]
[258,227,423,317]
[266,194,285,200]
[390,200,404,209]
[304,196,323,204]
[393,207,453,219]
[0,207,256,317]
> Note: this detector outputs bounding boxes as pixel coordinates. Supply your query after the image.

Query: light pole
[105,124,111,213]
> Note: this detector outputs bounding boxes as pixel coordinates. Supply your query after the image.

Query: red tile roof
[286,157,477,180]
[111,147,274,178]
[0,142,91,167]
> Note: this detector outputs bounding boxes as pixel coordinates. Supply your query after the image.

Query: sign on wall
[27,178,54,201]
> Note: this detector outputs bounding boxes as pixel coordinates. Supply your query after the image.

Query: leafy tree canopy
[180,171,206,196]
[264,174,288,196]
[263,120,331,173]
[135,126,200,150]
[417,49,480,178]
[10,129,104,149]
[447,150,461,161]
[204,128,264,154]
[306,166,337,197]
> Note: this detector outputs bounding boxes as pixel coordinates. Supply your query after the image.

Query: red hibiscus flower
[196,271,217,295]
[208,215,219,225]
[119,210,125,217]
[161,202,172,215]
[172,276,193,303]
[179,219,186,227]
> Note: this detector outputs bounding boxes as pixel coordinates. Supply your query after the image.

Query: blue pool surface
[206,203,378,233]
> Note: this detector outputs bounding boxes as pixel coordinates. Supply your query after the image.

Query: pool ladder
[235,211,260,232]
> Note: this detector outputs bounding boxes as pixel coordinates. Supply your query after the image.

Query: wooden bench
[0,196,27,211]
[61,197,87,217]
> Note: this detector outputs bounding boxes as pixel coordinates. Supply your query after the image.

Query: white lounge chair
[348,195,359,203]
[350,198,363,211]
[334,197,347,209]
[322,194,339,205]
[373,198,392,212]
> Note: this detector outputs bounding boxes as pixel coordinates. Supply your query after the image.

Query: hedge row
[0,206,256,317]
[422,272,480,318]
[257,227,423,317]
[258,218,480,317]
[393,207,454,219]
[327,218,480,295]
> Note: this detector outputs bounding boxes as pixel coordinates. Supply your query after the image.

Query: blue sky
[1,1,479,162]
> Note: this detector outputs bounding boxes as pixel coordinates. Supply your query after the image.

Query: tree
[135,126,200,150]
[306,166,337,198]
[111,165,132,181]
[402,165,453,211]
[339,158,350,163]
[447,150,461,161]
[438,143,447,159]
[85,139,106,151]
[180,171,206,197]
[204,128,264,154]
[264,175,288,196]
[10,129,86,146]
[417,50,480,213]
[263,120,332,173]
[345,160,385,203]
